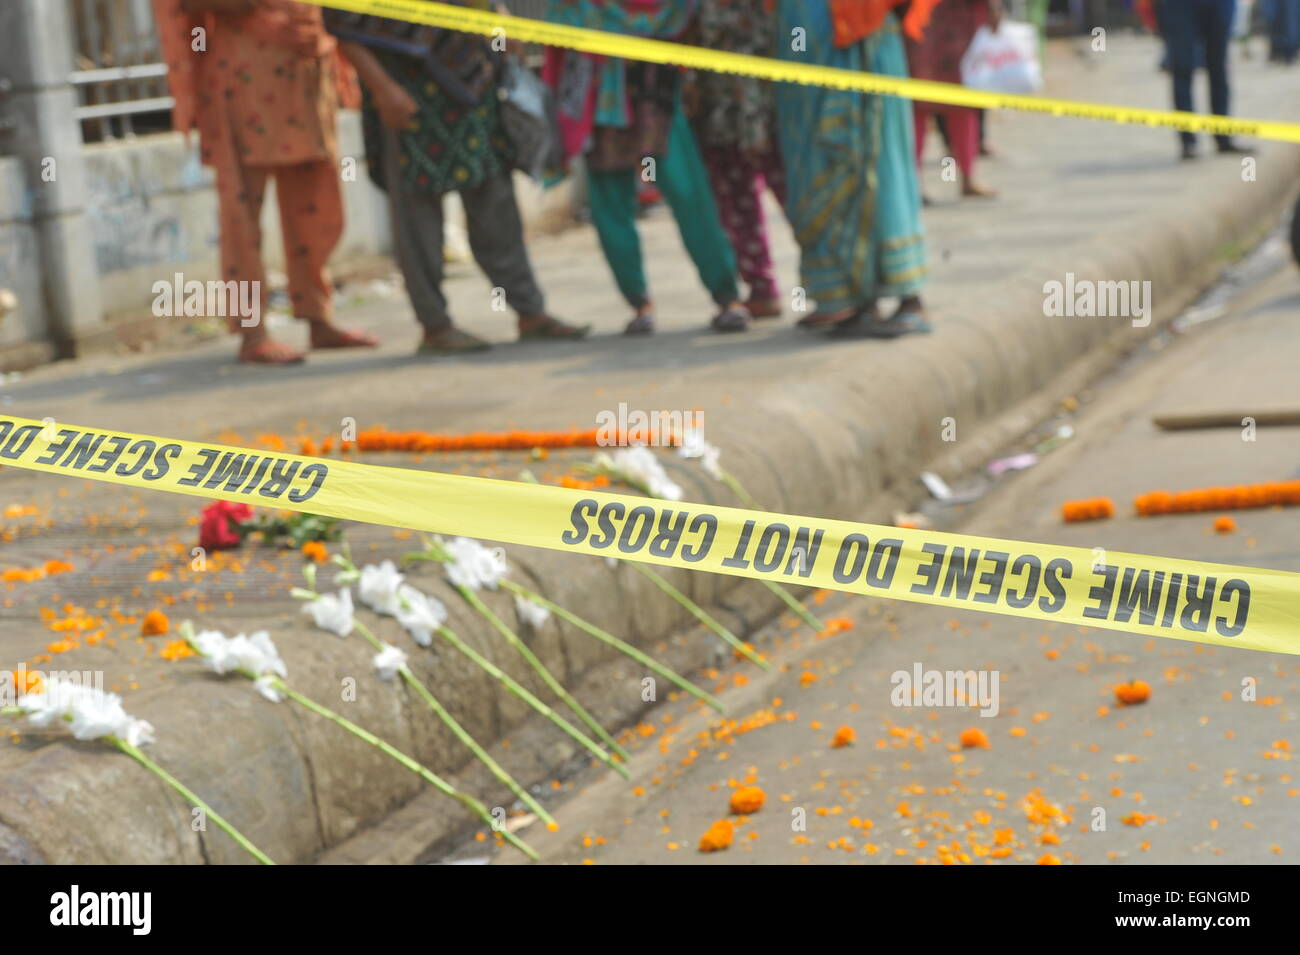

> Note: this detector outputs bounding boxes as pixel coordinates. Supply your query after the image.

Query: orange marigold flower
[43,559,74,575]
[729,786,766,815]
[959,727,990,749]
[141,610,170,637]
[1037,853,1062,865]
[1061,498,1116,523]
[831,725,856,748]
[1114,680,1151,706]
[160,639,195,662]
[818,617,854,638]
[698,818,735,852]
[1213,515,1236,534]
[301,540,328,563]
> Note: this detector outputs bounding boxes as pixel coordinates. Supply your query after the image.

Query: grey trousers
[382,130,546,333]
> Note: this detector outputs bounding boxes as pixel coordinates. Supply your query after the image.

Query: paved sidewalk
[4,33,1300,863]
[491,238,1300,865]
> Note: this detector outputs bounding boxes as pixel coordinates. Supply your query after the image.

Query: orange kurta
[153,0,354,328]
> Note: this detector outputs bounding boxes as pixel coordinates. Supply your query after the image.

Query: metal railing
[68,0,172,142]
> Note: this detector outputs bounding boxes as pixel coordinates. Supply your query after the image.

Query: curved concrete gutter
[1,143,1296,865]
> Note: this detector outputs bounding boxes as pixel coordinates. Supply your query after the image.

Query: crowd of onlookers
[152,0,1286,364]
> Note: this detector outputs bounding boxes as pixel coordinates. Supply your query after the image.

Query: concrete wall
[0,155,50,362]
[83,112,393,322]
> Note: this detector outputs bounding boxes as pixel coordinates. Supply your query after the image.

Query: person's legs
[701,144,780,307]
[381,130,456,339]
[1201,0,1237,146]
[215,159,268,333]
[1162,0,1200,148]
[587,166,650,310]
[912,101,931,167]
[460,173,587,339]
[657,103,742,312]
[461,173,546,318]
[272,158,361,346]
[273,160,339,322]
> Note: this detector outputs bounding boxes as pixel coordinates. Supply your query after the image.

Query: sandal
[830,310,932,339]
[710,304,751,333]
[624,312,655,336]
[744,297,783,319]
[517,315,591,341]
[796,308,858,329]
[238,339,306,365]
[417,327,492,354]
[310,324,379,349]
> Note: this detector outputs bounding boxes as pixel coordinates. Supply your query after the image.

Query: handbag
[496,57,564,181]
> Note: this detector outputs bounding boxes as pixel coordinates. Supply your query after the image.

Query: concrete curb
[2,143,1297,866]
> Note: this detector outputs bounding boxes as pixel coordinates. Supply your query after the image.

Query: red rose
[199,501,253,551]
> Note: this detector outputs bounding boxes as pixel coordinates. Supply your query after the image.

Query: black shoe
[1181,141,1199,161]
[1217,139,1255,156]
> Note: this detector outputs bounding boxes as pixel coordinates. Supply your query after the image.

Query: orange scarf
[830,0,943,47]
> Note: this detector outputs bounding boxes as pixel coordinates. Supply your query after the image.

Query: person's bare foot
[961,180,998,199]
[309,323,379,349]
[238,338,306,365]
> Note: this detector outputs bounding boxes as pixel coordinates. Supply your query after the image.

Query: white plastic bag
[960,21,1043,94]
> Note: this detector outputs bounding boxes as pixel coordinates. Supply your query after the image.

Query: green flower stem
[627,562,772,671]
[113,738,276,865]
[502,579,724,714]
[275,679,538,861]
[759,578,825,632]
[719,469,759,508]
[350,619,556,829]
[432,624,629,780]
[713,469,824,632]
[457,585,629,761]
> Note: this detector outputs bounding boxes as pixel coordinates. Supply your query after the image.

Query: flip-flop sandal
[797,310,858,329]
[518,315,591,341]
[744,298,783,319]
[830,310,932,339]
[624,313,655,336]
[710,306,751,333]
[238,340,306,365]
[417,328,492,354]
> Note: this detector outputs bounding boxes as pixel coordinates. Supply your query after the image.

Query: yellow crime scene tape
[306,0,1300,145]
[3,415,1300,655]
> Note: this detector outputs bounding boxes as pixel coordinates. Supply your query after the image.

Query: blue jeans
[1159,0,1237,146]
[1263,0,1300,62]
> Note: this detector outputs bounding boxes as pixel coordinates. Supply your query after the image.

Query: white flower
[395,584,447,647]
[442,537,508,591]
[612,446,683,501]
[358,561,406,616]
[253,674,285,703]
[192,629,287,681]
[678,426,723,481]
[18,678,155,745]
[514,594,550,628]
[302,588,354,637]
[372,643,408,681]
